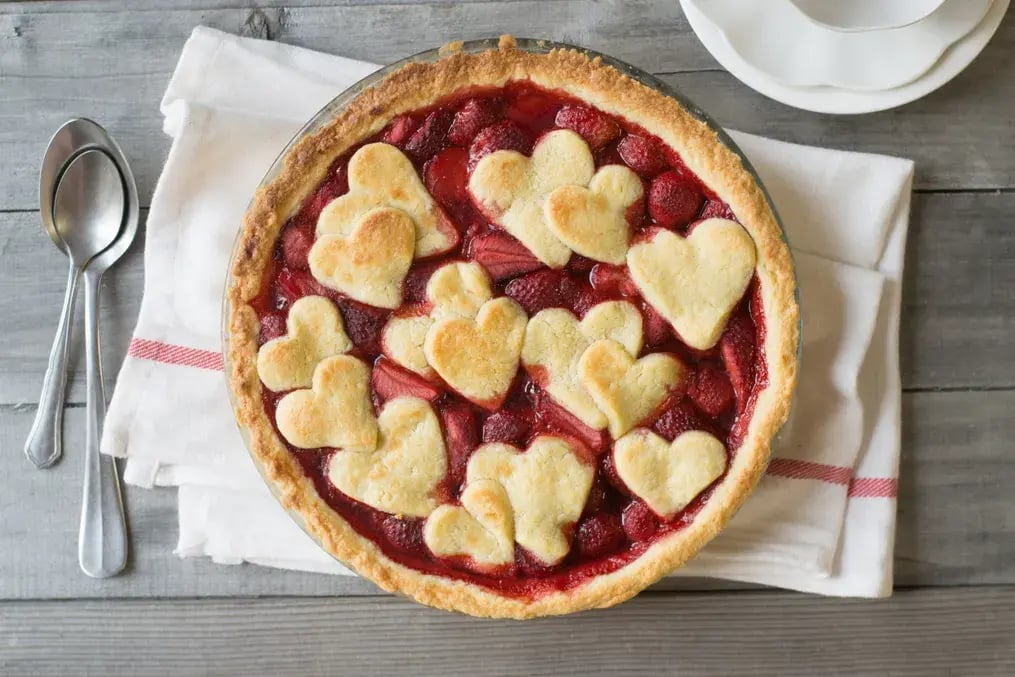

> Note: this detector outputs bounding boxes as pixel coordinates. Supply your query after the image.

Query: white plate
[690,0,992,90]
[681,0,1008,114]
[789,0,945,32]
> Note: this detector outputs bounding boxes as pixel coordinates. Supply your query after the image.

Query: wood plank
[894,389,1015,586]
[2,588,1014,675]
[1,3,1013,210]
[900,191,1015,390]
[3,192,1012,406]
[0,211,146,406]
[0,0,703,212]
[1,390,1012,600]
[3,0,579,12]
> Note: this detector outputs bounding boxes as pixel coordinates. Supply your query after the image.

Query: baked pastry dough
[521,301,642,429]
[256,296,352,392]
[317,142,457,257]
[470,129,593,268]
[578,339,685,438]
[382,261,493,378]
[275,355,378,452]
[309,207,415,309]
[463,436,593,564]
[613,429,727,519]
[544,164,643,264]
[327,397,446,517]
[627,218,757,350]
[424,479,515,568]
[424,297,528,408]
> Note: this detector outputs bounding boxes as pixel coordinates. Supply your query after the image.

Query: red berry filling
[622,501,659,541]
[575,512,625,558]
[381,115,419,147]
[251,82,766,599]
[371,357,442,404]
[404,110,454,163]
[617,134,668,176]
[448,97,501,147]
[440,402,480,490]
[648,170,705,229]
[469,230,543,281]
[555,104,621,150]
[504,269,579,315]
[469,120,531,168]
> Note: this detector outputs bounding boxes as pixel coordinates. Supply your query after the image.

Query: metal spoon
[76,125,139,579]
[26,119,121,469]
[53,149,130,579]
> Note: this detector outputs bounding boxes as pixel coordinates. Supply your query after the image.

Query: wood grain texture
[0,211,146,405]
[2,588,1014,675]
[0,2,1013,211]
[2,390,1011,600]
[2,192,1012,406]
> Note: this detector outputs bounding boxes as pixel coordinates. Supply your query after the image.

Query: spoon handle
[78,268,128,578]
[25,262,79,468]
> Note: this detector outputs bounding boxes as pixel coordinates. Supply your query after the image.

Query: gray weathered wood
[2,588,1014,675]
[2,192,1012,406]
[0,211,146,406]
[1,3,1013,211]
[900,191,1015,390]
[2,389,1011,600]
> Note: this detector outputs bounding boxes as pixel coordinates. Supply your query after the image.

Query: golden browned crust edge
[226,37,800,619]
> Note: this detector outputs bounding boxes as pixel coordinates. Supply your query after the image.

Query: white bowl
[681,0,1009,114]
[788,0,946,32]
[690,0,993,91]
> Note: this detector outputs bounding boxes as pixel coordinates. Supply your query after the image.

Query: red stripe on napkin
[766,458,853,485]
[847,477,898,498]
[126,338,899,496]
[128,338,224,371]
[767,458,897,498]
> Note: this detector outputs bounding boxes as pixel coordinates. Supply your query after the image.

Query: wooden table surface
[1,1,1013,674]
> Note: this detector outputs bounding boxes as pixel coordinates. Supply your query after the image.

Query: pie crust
[226,36,799,618]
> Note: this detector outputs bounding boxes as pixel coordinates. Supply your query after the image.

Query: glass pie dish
[222,36,800,617]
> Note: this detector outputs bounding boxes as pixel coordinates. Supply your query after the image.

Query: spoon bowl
[39,119,127,255]
[53,149,124,268]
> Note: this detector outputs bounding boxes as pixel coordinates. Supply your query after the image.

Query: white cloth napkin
[103,27,913,597]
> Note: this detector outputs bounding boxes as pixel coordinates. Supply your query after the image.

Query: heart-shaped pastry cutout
[309,207,415,309]
[382,314,434,379]
[522,301,643,429]
[613,429,726,518]
[317,142,457,257]
[469,129,594,268]
[627,218,757,350]
[424,479,514,568]
[424,297,527,409]
[578,339,685,438]
[327,396,447,518]
[425,261,493,319]
[544,164,643,264]
[256,296,352,392]
[383,262,493,379]
[275,355,378,452]
[466,436,594,564]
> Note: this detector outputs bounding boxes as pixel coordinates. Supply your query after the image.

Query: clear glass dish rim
[220,36,802,573]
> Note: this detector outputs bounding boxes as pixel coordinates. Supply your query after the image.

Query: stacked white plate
[681,0,1009,113]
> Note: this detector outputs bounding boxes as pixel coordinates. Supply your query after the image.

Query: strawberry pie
[226,36,799,618]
